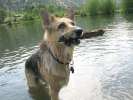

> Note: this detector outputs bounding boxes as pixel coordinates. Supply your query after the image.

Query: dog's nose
[74,28,83,37]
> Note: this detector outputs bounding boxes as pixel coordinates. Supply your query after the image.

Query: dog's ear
[40,10,56,29]
[66,8,75,20]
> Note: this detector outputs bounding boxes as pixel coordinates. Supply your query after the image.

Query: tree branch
[81,29,105,39]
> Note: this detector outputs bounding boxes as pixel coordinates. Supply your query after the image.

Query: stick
[81,29,105,39]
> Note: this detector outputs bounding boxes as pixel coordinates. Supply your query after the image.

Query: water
[0,15,133,100]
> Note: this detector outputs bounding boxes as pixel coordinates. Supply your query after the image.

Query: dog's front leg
[49,84,60,100]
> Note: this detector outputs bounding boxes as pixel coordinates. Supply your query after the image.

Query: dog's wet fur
[25,10,83,100]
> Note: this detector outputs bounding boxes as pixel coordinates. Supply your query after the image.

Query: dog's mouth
[58,35,81,46]
[58,27,83,46]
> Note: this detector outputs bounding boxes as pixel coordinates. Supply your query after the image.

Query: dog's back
[25,51,41,79]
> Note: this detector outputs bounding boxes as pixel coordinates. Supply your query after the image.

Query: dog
[25,10,83,100]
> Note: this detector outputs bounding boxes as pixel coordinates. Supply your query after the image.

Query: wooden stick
[81,29,105,39]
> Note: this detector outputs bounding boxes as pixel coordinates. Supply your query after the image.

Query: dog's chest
[40,50,70,77]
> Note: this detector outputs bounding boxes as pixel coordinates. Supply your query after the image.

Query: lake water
[0,14,133,100]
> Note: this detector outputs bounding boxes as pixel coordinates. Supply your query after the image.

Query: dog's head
[41,10,83,46]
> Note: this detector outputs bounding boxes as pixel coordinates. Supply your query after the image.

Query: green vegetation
[0,0,133,24]
[0,5,65,24]
[99,0,115,15]
[0,9,7,23]
[121,0,133,14]
[20,5,65,21]
[79,0,116,16]
[43,5,65,17]
[80,0,99,16]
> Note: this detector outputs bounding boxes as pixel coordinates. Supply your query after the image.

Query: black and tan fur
[25,10,83,100]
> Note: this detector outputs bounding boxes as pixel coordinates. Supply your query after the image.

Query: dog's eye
[58,22,66,30]
[71,22,75,26]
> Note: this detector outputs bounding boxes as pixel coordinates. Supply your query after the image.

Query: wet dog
[25,10,83,100]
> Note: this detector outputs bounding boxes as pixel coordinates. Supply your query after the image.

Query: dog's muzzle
[58,27,83,46]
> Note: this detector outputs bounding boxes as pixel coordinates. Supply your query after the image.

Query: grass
[99,0,115,15]
[79,0,99,16]
[79,0,116,16]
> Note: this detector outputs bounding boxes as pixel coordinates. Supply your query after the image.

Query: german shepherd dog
[25,10,83,100]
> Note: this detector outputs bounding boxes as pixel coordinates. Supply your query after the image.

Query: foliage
[22,13,34,21]
[43,5,65,17]
[82,0,99,16]
[99,0,115,15]
[79,0,116,16]
[121,0,133,14]
[1,0,133,24]
[0,4,65,24]
[0,9,7,23]
[22,5,65,21]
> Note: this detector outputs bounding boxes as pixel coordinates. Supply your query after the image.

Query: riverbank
[0,0,133,25]
[0,5,65,25]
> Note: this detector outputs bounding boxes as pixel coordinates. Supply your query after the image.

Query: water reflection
[0,14,133,100]
[76,15,114,30]
[0,21,43,52]
[29,85,51,100]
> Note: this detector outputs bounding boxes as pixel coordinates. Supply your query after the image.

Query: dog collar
[48,48,70,65]
[48,47,74,73]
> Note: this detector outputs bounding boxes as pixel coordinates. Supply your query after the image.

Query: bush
[40,5,65,17]
[84,0,99,16]
[22,5,65,20]
[0,9,7,23]
[79,0,116,16]
[121,0,133,14]
[99,0,115,15]
[23,13,34,20]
